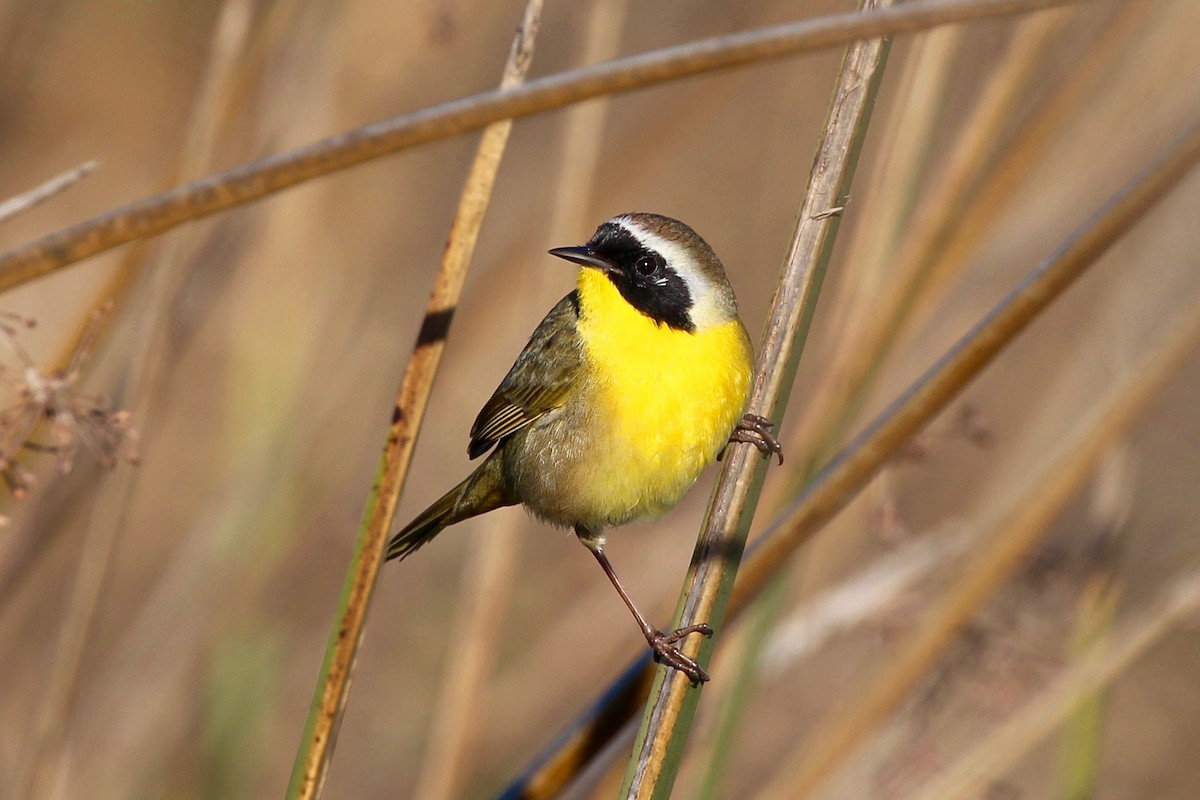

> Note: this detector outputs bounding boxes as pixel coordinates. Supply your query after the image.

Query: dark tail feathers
[385,453,513,561]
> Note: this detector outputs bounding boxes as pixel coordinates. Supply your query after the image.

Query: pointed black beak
[548,245,615,272]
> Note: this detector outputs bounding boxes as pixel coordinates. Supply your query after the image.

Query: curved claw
[648,624,713,686]
[662,623,713,644]
[728,413,784,465]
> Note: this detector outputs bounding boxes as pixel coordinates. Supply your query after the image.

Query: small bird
[387,212,780,684]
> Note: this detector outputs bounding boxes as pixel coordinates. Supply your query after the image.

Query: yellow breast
[572,269,753,524]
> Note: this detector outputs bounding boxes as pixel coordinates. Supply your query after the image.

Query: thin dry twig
[494,111,1200,800]
[285,4,544,798]
[621,0,896,794]
[0,0,1087,295]
[0,161,98,226]
[890,6,1072,320]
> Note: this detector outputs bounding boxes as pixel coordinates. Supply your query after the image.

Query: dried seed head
[0,309,138,500]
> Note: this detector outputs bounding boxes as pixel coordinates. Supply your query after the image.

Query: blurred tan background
[1,0,1199,798]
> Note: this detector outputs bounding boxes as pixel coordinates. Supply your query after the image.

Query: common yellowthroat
[387,212,780,684]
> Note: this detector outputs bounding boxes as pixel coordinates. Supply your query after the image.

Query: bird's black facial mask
[584,222,695,333]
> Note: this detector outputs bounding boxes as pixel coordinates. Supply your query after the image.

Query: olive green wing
[468,291,585,459]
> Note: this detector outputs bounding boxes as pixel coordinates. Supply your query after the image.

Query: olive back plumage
[467,292,585,459]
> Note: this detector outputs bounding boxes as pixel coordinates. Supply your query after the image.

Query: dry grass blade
[0,0,1086,295]
[494,110,1200,800]
[912,561,1200,799]
[815,23,958,373]
[0,161,98,226]
[284,5,544,799]
[755,279,1200,798]
[621,1,896,795]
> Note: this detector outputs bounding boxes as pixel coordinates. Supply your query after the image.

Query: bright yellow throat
[572,269,752,523]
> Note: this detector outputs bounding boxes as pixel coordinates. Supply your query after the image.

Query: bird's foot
[720,413,784,465]
[647,623,713,686]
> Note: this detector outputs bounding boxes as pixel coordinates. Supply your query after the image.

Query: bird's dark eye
[634,255,660,276]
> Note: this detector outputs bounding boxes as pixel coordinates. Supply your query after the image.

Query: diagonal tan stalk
[284,5,544,798]
[811,22,959,370]
[620,1,895,795]
[756,291,1200,798]
[0,0,1088,295]
[493,112,1200,800]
